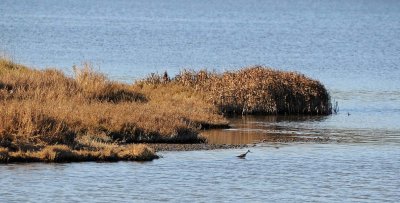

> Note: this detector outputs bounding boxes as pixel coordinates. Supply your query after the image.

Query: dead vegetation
[0,144,157,163]
[141,67,332,115]
[0,58,227,162]
[0,58,331,163]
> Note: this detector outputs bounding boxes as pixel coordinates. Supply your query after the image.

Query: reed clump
[146,67,331,115]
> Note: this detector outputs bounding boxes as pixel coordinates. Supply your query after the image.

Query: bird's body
[237,150,251,158]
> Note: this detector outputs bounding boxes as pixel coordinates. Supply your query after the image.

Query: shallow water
[1,144,399,202]
[202,114,400,145]
[1,0,400,202]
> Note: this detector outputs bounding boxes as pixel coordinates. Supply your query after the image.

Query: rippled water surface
[1,145,399,202]
[202,114,400,145]
[1,0,400,202]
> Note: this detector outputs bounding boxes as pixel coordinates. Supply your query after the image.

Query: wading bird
[237,150,251,158]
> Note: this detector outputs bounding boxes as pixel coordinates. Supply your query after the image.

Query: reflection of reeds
[144,66,332,115]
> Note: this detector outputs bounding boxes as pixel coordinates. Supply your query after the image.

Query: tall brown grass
[142,67,332,115]
[0,58,227,162]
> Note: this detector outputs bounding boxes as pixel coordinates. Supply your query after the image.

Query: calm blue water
[1,0,400,202]
[1,145,399,202]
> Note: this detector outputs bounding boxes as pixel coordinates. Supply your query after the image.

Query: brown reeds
[0,58,228,162]
[158,66,332,115]
[0,144,157,163]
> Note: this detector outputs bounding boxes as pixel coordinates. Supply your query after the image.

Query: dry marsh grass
[142,67,332,115]
[0,144,157,163]
[0,58,226,162]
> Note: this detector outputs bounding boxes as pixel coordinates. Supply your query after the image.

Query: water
[1,0,400,202]
[202,114,400,145]
[1,145,399,202]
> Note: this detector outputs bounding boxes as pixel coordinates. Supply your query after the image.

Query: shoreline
[149,135,332,152]
[149,143,248,152]
[0,136,333,163]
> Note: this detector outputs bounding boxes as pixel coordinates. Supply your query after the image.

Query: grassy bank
[0,58,331,163]
[0,144,157,163]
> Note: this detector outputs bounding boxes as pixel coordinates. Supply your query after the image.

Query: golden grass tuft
[74,64,147,103]
[116,144,156,161]
[169,67,332,115]
[36,145,76,162]
[0,147,10,162]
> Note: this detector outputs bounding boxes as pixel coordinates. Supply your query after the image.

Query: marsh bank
[0,58,331,163]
